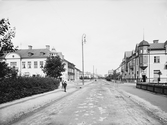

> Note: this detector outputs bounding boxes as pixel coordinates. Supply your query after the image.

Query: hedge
[0,77,60,104]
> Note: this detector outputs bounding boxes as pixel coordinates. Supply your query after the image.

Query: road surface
[9,80,167,125]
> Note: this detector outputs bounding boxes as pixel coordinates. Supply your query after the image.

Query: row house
[0,45,80,81]
[120,40,167,83]
[62,59,75,81]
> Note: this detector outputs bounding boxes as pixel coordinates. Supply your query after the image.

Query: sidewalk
[0,80,93,125]
[118,82,167,112]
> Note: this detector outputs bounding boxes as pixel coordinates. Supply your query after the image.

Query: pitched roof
[149,43,164,50]
[15,49,50,58]
[138,40,149,47]
[63,59,75,66]
[124,51,132,58]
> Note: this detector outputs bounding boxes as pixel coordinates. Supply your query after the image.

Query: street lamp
[82,34,86,85]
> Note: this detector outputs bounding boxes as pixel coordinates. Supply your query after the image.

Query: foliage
[0,18,16,56]
[0,18,17,79]
[0,77,60,104]
[105,70,122,81]
[0,61,11,78]
[0,62,18,79]
[43,56,65,78]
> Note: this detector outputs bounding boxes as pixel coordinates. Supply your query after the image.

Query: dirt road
[11,80,166,125]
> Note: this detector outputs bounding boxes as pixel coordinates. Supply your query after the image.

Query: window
[165,62,167,69]
[143,49,147,53]
[40,52,45,56]
[22,62,26,68]
[136,58,138,65]
[28,61,31,68]
[153,70,160,82]
[154,56,160,63]
[28,52,33,56]
[165,65,167,69]
[10,62,17,68]
[40,61,43,68]
[34,61,38,68]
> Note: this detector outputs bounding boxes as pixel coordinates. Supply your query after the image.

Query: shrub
[0,77,60,104]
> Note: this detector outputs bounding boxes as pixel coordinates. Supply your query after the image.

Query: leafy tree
[43,56,65,79]
[0,62,11,78]
[0,18,17,79]
[0,18,16,56]
[0,62,18,79]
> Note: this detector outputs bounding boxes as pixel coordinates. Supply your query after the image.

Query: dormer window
[28,52,33,56]
[40,52,45,56]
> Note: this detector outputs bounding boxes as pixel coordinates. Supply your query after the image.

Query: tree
[0,62,18,79]
[0,18,17,79]
[43,56,65,79]
[0,18,16,56]
[0,62,11,78]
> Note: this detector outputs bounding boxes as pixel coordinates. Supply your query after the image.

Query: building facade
[62,59,75,81]
[120,40,167,83]
[1,45,80,81]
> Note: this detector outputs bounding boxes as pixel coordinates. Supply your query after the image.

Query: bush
[0,77,60,104]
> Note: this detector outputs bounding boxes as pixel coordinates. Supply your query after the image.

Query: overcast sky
[0,0,167,76]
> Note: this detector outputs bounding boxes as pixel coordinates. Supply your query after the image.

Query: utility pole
[82,34,86,85]
[93,65,94,79]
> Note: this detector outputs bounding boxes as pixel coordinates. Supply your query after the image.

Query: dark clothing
[63,82,67,92]
[142,75,146,82]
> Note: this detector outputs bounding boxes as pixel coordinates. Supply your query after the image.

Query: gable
[5,53,21,59]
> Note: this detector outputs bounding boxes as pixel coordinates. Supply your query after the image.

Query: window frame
[40,61,43,68]
[22,62,26,69]
[154,56,160,63]
[28,61,31,69]
[34,61,38,68]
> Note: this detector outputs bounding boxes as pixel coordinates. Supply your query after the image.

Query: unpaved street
[12,80,166,125]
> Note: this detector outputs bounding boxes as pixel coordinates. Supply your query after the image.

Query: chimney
[46,45,50,50]
[28,45,32,49]
[153,40,159,43]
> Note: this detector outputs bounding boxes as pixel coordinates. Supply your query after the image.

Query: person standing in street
[63,81,67,92]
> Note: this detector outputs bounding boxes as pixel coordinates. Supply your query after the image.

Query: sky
[0,0,167,76]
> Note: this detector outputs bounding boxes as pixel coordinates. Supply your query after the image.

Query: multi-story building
[62,59,75,81]
[120,40,167,83]
[0,45,80,81]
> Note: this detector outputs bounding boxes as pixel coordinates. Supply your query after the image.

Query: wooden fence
[136,83,167,95]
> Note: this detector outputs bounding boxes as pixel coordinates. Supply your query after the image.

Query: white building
[4,45,51,77]
[108,70,114,75]
[0,45,80,81]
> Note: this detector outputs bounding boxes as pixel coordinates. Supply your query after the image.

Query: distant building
[119,40,167,83]
[74,67,81,81]
[108,70,114,75]
[85,72,92,79]
[0,45,80,81]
